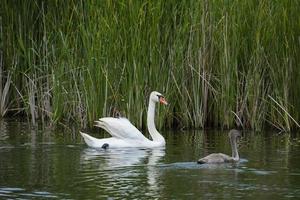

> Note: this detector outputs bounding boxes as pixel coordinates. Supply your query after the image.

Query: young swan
[197,129,241,164]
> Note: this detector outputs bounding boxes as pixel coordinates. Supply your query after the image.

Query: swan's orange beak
[159,97,168,105]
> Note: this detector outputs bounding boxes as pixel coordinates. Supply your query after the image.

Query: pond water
[0,120,300,199]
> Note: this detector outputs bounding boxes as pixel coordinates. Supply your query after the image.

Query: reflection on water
[80,147,165,168]
[161,158,248,170]
[77,148,166,199]
[0,187,66,199]
[0,120,300,199]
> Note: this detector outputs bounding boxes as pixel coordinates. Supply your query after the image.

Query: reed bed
[1,0,300,131]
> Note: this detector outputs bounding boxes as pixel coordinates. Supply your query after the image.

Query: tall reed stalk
[1,0,300,131]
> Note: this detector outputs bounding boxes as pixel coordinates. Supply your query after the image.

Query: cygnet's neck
[230,136,239,161]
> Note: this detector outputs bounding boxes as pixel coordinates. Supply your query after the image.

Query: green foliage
[1,0,300,131]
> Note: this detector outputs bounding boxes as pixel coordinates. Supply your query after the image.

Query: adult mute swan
[80,91,168,149]
[197,129,241,164]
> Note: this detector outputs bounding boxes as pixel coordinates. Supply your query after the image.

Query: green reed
[1,0,300,131]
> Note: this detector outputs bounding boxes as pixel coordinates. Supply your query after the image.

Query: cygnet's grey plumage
[197,129,241,164]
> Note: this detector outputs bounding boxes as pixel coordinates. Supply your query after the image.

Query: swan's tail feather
[80,131,110,149]
[80,131,97,148]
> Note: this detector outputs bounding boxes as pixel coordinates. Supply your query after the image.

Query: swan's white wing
[95,117,148,141]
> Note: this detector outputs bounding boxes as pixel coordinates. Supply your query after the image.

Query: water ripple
[0,187,69,199]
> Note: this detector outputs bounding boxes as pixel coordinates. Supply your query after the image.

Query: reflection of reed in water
[0,120,9,141]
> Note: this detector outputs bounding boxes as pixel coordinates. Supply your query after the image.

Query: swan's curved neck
[230,136,239,161]
[147,100,165,145]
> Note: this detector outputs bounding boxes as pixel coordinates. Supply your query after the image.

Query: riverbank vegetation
[1,0,300,131]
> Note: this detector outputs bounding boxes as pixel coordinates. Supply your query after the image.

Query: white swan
[80,91,168,149]
[197,129,241,164]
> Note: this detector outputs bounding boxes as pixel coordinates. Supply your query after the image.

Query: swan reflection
[81,148,165,168]
[79,148,165,198]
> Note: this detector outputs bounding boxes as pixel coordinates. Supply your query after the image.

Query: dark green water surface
[0,120,300,199]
